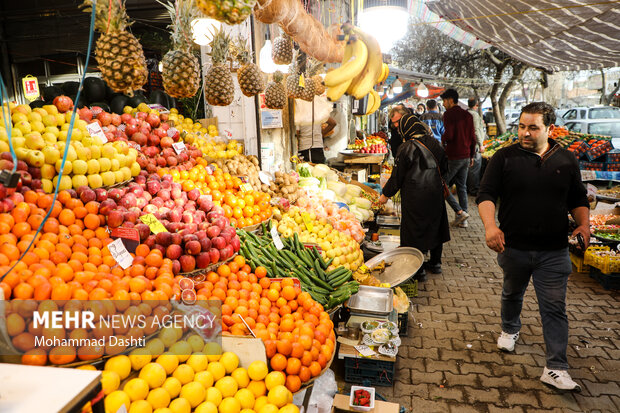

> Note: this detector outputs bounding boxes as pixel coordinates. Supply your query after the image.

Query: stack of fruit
[347,136,388,154]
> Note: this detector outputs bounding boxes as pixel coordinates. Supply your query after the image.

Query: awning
[425,0,620,71]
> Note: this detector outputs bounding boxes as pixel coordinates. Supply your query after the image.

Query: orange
[269,353,287,371]
[285,375,301,392]
[83,214,100,230]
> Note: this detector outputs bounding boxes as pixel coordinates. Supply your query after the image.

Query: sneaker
[497,331,519,352]
[540,367,582,392]
[452,211,470,226]
[458,220,469,228]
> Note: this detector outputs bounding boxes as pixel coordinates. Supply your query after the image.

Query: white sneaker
[540,367,582,392]
[497,331,519,352]
[452,211,470,226]
[458,220,469,228]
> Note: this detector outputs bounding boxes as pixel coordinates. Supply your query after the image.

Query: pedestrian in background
[420,99,445,142]
[388,104,411,157]
[467,98,486,195]
[440,88,476,228]
[416,103,426,116]
[477,102,589,392]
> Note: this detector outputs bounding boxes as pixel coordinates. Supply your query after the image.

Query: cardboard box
[199,117,218,130]
[331,393,399,413]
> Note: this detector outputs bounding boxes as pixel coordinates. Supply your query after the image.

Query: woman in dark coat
[379,114,451,280]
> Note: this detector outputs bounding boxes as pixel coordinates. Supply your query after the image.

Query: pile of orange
[157,164,243,198]
[221,190,273,228]
[193,256,336,393]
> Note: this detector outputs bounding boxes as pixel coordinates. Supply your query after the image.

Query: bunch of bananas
[324,23,389,116]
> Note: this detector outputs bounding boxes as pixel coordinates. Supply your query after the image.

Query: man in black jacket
[477,102,589,392]
[388,104,411,156]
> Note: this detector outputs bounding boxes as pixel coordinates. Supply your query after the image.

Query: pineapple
[265,71,286,109]
[286,53,305,99]
[195,0,255,25]
[298,69,315,102]
[160,0,201,99]
[204,27,234,106]
[81,0,147,96]
[308,59,325,95]
[272,31,293,65]
[233,36,264,97]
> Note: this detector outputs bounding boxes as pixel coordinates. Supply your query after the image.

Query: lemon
[159,327,178,348]
[279,405,300,413]
[101,371,121,395]
[153,409,172,413]
[105,391,130,413]
[194,371,214,389]
[207,362,226,381]
[168,397,191,413]
[203,342,222,361]
[264,372,286,391]
[215,376,238,398]
[170,341,192,362]
[267,385,290,408]
[258,404,279,413]
[162,377,182,398]
[186,353,209,372]
[129,400,153,413]
[105,355,132,380]
[247,380,266,398]
[247,361,268,381]
[240,410,254,413]
[206,387,223,406]
[234,389,255,410]
[218,397,241,413]
[156,353,180,375]
[219,352,239,374]
[254,396,268,411]
[195,401,219,413]
[139,363,167,389]
[130,348,153,371]
[77,365,96,371]
[146,388,171,410]
[124,378,150,401]
[180,381,206,408]
[230,367,250,388]
[172,364,195,385]
[187,335,205,352]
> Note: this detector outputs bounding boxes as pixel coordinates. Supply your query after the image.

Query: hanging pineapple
[286,52,305,99]
[233,36,264,97]
[195,0,255,25]
[298,67,315,102]
[308,59,325,95]
[265,71,286,109]
[204,27,234,106]
[272,31,293,65]
[81,0,148,96]
[160,0,201,99]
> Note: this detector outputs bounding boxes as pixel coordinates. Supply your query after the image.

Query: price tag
[167,127,179,137]
[270,226,284,250]
[87,122,108,143]
[354,344,376,357]
[259,171,271,185]
[140,214,168,234]
[107,238,133,269]
[301,212,313,232]
[298,74,305,88]
[239,183,253,193]
[110,227,140,253]
[172,141,186,154]
[115,405,129,413]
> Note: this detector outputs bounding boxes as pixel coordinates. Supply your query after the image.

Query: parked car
[562,106,620,121]
[564,119,620,138]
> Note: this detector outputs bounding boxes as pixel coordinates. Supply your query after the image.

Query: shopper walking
[420,99,444,142]
[440,88,477,227]
[477,102,589,392]
[379,114,450,281]
[466,98,486,195]
[388,104,411,157]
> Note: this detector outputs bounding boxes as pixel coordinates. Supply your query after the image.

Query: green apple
[40,164,56,180]
[87,174,103,189]
[72,175,88,189]
[98,157,111,172]
[101,171,116,186]
[87,159,100,175]
[53,175,72,190]
[72,159,88,175]
[41,179,54,193]
[42,146,61,164]
[27,150,45,167]
[55,159,72,174]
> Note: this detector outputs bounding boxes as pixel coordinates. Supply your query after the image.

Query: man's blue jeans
[497,247,572,370]
[445,158,469,213]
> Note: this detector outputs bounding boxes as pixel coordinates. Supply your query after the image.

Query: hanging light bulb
[417,80,429,98]
[259,38,277,73]
[392,76,402,94]
[191,18,221,46]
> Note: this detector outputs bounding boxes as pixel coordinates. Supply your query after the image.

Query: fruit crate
[344,357,395,387]
[606,150,620,163]
[570,252,590,273]
[606,162,620,172]
[400,280,418,298]
[584,140,613,161]
[579,161,606,171]
[584,245,610,267]
[397,312,408,337]
[589,267,620,290]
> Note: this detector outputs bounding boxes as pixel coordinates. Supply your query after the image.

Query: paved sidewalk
[340,197,620,412]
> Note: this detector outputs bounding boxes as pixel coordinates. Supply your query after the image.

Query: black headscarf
[398,113,431,140]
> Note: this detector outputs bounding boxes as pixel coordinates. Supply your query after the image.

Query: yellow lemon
[247,380,267,398]
[254,396,269,412]
[258,404,279,413]
[169,341,192,362]
[77,365,96,371]
[234,389,255,410]
[162,377,182,398]
[278,404,300,413]
[172,364,195,385]
[129,400,153,413]
[105,391,130,413]
[203,341,223,360]
[153,409,172,413]
[206,387,223,406]
[247,361,268,381]
[267,385,291,408]
[240,410,254,413]
[129,348,153,371]
[230,367,250,388]
[215,376,238,398]
[194,370,215,389]
[219,352,239,374]
[187,353,209,372]
[101,371,121,395]
[168,397,191,413]
[181,381,206,408]
[146,388,171,410]
[187,335,205,352]
[139,363,167,389]
[195,401,218,413]
[124,378,150,402]
[207,362,226,381]
[264,372,286,391]
[156,353,180,375]
[218,397,241,413]
[105,355,132,380]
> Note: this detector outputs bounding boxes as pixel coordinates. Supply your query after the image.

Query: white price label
[167,127,179,137]
[107,238,133,269]
[270,226,284,250]
[354,344,376,357]
[87,122,108,143]
[172,141,186,154]
[259,171,271,185]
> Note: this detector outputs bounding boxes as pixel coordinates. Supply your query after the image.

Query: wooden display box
[331,393,399,413]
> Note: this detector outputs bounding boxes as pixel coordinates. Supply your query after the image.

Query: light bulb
[158,61,163,72]
[392,77,402,94]
[259,40,276,73]
[417,81,429,98]
[191,18,221,46]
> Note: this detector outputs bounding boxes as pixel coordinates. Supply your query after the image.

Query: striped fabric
[425,0,620,71]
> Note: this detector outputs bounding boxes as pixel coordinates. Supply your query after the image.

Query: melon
[83,77,106,103]
[110,95,130,114]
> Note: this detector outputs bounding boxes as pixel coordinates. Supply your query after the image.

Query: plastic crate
[583,246,610,266]
[400,280,418,298]
[579,161,606,171]
[606,163,620,172]
[589,268,620,290]
[344,357,396,387]
[584,140,613,161]
[570,253,590,273]
[397,312,408,337]
[607,150,620,163]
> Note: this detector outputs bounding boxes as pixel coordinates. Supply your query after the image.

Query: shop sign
[21,75,40,101]
[260,109,283,129]
[270,226,284,250]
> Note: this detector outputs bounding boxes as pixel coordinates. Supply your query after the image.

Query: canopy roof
[425,0,620,71]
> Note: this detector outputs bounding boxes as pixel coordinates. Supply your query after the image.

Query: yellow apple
[72,160,88,175]
[114,170,124,183]
[101,171,116,186]
[72,175,89,189]
[120,167,131,181]
[130,162,140,176]
[87,159,100,174]
[27,112,42,123]
[42,146,61,164]
[43,105,58,115]
[76,146,92,161]
[42,115,58,128]
[87,174,103,188]
[27,150,45,167]
[25,133,45,150]
[110,158,120,171]
[98,158,111,172]
[41,179,54,193]
[90,145,101,159]
[15,147,29,160]
[53,175,72,190]
[40,164,56,180]
[55,159,72,174]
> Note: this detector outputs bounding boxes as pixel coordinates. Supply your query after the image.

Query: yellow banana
[347,28,383,99]
[377,64,386,84]
[364,92,375,115]
[370,89,381,112]
[327,78,353,101]
[323,39,368,87]
[379,63,389,83]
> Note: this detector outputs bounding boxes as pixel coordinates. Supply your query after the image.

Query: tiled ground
[337,197,620,412]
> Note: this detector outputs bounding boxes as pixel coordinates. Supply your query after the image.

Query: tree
[600,68,620,106]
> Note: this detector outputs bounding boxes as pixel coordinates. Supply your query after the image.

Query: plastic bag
[292,369,338,413]
[393,287,410,313]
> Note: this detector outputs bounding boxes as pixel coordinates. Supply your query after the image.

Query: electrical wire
[0,0,97,284]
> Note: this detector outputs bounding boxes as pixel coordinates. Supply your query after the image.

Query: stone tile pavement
[336,197,620,412]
